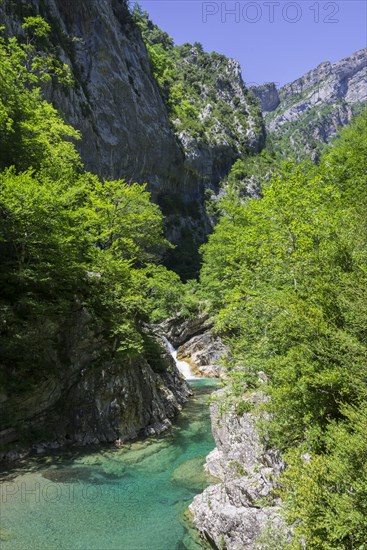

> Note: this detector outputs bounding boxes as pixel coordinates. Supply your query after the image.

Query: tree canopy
[199,111,367,547]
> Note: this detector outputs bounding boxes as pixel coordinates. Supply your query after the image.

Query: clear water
[0,379,219,550]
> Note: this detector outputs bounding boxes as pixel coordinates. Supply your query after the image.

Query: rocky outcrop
[156,315,226,377]
[158,314,213,349]
[251,83,280,113]
[278,49,366,104]
[189,389,290,549]
[174,48,264,188]
[1,0,187,191]
[177,332,225,378]
[253,48,367,160]
[0,308,190,461]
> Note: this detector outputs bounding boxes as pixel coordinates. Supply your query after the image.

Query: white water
[162,337,199,380]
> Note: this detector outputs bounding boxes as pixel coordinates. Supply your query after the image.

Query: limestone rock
[251,83,280,113]
[0,308,191,461]
[155,315,226,377]
[189,389,290,549]
[0,0,264,276]
[255,48,367,160]
[177,331,225,378]
[157,314,212,349]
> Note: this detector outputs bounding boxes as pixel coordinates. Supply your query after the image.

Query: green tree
[0,18,194,398]
[0,18,78,175]
[199,111,367,547]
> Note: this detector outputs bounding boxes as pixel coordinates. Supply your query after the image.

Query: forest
[200,114,367,547]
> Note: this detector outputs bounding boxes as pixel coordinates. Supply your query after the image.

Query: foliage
[206,150,281,221]
[282,404,367,548]
[199,111,367,547]
[133,6,262,149]
[0,18,76,174]
[0,19,195,396]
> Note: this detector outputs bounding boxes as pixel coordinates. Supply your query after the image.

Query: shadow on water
[0,378,220,550]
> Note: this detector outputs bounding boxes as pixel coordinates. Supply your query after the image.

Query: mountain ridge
[251,47,367,160]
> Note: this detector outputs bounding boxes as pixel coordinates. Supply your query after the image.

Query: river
[0,348,219,550]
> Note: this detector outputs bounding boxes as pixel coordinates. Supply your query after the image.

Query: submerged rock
[0,528,14,542]
[171,456,215,491]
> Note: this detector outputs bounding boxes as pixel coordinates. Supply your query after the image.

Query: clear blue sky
[137,1,367,86]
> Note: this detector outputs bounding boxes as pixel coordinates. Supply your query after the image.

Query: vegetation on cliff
[0,18,194,396]
[265,99,366,162]
[133,5,262,149]
[2,10,367,550]
[199,112,367,547]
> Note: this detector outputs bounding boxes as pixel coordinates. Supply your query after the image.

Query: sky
[138,0,367,86]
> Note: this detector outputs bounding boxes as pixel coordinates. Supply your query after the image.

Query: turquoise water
[0,379,219,550]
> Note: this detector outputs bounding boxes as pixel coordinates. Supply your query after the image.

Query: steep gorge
[1,4,367,548]
[0,0,263,459]
[1,0,264,278]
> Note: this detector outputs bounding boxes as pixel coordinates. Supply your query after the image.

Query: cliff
[157,315,226,377]
[1,0,185,189]
[0,308,190,461]
[252,48,367,160]
[0,0,264,278]
[250,83,280,113]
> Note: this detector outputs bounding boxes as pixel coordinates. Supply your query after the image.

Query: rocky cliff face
[0,308,190,461]
[252,48,367,160]
[173,48,264,187]
[189,389,290,549]
[251,83,280,113]
[1,0,185,191]
[0,0,264,279]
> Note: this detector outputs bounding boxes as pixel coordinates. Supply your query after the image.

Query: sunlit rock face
[190,389,291,549]
[252,48,367,161]
[0,2,264,195]
[4,0,185,191]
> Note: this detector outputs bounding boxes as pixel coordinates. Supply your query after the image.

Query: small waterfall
[162,337,199,380]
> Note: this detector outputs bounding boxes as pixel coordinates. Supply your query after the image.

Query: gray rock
[189,389,290,549]
[0,0,264,262]
[0,308,191,461]
[156,314,212,349]
[177,331,226,378]
[155,315,226,377]
[251,83,280,113]
[175,52,265,187]
[262,48,367,160]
